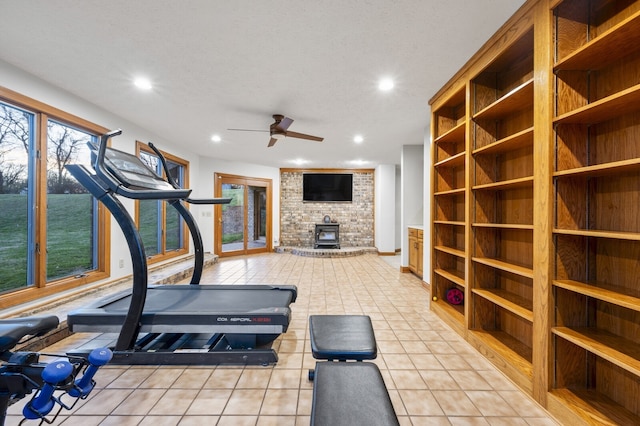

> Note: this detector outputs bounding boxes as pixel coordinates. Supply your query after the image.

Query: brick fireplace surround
[279,169,374,248]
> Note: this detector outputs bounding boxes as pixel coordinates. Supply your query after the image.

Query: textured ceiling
[0,0,526,168]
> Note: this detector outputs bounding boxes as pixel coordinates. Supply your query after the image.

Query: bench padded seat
[311,362,399,426]
[309,315,376,361]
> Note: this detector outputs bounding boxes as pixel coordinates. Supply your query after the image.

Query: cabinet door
[417,231,424,277]
[408,234,418,272]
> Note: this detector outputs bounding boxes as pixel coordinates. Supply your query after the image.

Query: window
[0,87,108,306]
[0,103,33,291]
[136,142,189,262]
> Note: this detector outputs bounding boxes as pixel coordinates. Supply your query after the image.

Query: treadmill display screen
[96,146,175,190]
[104,148,158,178]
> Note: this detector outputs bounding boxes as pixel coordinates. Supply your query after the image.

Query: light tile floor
[6,253,560,425]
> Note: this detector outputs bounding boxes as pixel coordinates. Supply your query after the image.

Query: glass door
[215,173,271,256]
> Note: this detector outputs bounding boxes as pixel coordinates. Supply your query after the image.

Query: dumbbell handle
[69,348,113,398]
[23,360,73,419]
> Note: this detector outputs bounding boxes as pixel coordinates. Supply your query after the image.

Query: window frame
[135,141,190,264]
[0,86,110,309]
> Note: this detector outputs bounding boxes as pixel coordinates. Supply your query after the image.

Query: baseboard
[377,251,396,256]
[400,266,411,273]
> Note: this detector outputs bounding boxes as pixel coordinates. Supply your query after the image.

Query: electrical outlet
[119,259,124,268]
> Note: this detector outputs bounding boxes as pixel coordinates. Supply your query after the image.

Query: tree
[0,104,30,194]
[47,122,85,194]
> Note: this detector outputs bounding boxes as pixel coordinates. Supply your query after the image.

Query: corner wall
[400,145,424,266]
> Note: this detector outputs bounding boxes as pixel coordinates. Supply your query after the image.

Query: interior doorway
[214,173,272,257]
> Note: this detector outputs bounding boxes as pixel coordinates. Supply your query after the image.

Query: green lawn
[0,194,29,290]
[0,194,186,293]
[0,193,94,291]
[46,194,93,281]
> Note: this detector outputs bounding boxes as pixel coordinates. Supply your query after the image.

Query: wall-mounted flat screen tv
[303,173,353,202]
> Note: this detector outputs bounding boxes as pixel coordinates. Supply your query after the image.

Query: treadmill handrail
[94,130,192,200]
[147,142,231,205]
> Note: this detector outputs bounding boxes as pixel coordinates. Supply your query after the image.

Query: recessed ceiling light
[134,77,152,90]
[349,159,369,166]
[354,135,364,143]
[378,77,394,92]
[211,134,221,142]
[291,158,309,165]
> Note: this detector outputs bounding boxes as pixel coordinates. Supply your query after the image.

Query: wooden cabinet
[429,0,640,423]
[408,227,423,278]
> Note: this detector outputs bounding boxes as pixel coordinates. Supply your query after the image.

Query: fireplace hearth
[314,223,340,249]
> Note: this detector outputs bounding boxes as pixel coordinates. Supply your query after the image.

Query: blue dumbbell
[68,348,113,398]
[23,360,73,419]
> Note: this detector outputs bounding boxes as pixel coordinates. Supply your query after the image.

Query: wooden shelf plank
[434,121,466,145]
[553,228,640,241]
[472,257,534,279]
[472,127,533,156]
[434,220,465,227]
[434,245,465,259]
[468,329,533,376]
[434,187,465,196]
[472,222,533,230]
[549,388,640,426]
[553,327,640,378]
[429,299,466,333]
[472,288,533,322]
[434,268,465,287]
[553,279,640,313]
[554,83,640,125]
[554,11,640,71]
[554,158,640,178]
[472,176,533,191]
[434,151,465,168]
[473,79,534,120]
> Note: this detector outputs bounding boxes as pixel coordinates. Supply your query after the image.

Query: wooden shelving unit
[430,85,468,334]
[469,25,535,392]
[550,1,640,423]
[428,0,640,422]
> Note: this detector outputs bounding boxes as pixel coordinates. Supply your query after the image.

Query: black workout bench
[308,315,399,426]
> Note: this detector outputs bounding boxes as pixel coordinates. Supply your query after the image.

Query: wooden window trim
[0,85,110,309]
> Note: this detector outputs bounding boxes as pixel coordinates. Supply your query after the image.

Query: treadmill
[65,129,297,365]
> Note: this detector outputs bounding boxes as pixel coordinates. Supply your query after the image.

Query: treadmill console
[91,144,175,191]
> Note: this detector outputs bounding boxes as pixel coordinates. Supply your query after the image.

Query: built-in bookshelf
[549,0,640,424]
[431,86,468,333]
[428,0,640,422]
[469,27,535,393]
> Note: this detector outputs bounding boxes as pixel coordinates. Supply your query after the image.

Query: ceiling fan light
[272,133,285,140]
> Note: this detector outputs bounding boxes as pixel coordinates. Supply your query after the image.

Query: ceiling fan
[229,114,324,147]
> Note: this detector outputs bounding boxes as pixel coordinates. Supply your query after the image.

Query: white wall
[400,145,424,267]
[395,165,402,250]
[423,131,432,283]
[374,164,396,253]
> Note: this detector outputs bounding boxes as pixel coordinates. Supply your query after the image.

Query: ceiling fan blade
[267,137,278,147]
[284,131,324,142]
[276,116,294,131]
[227,128,269,132]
